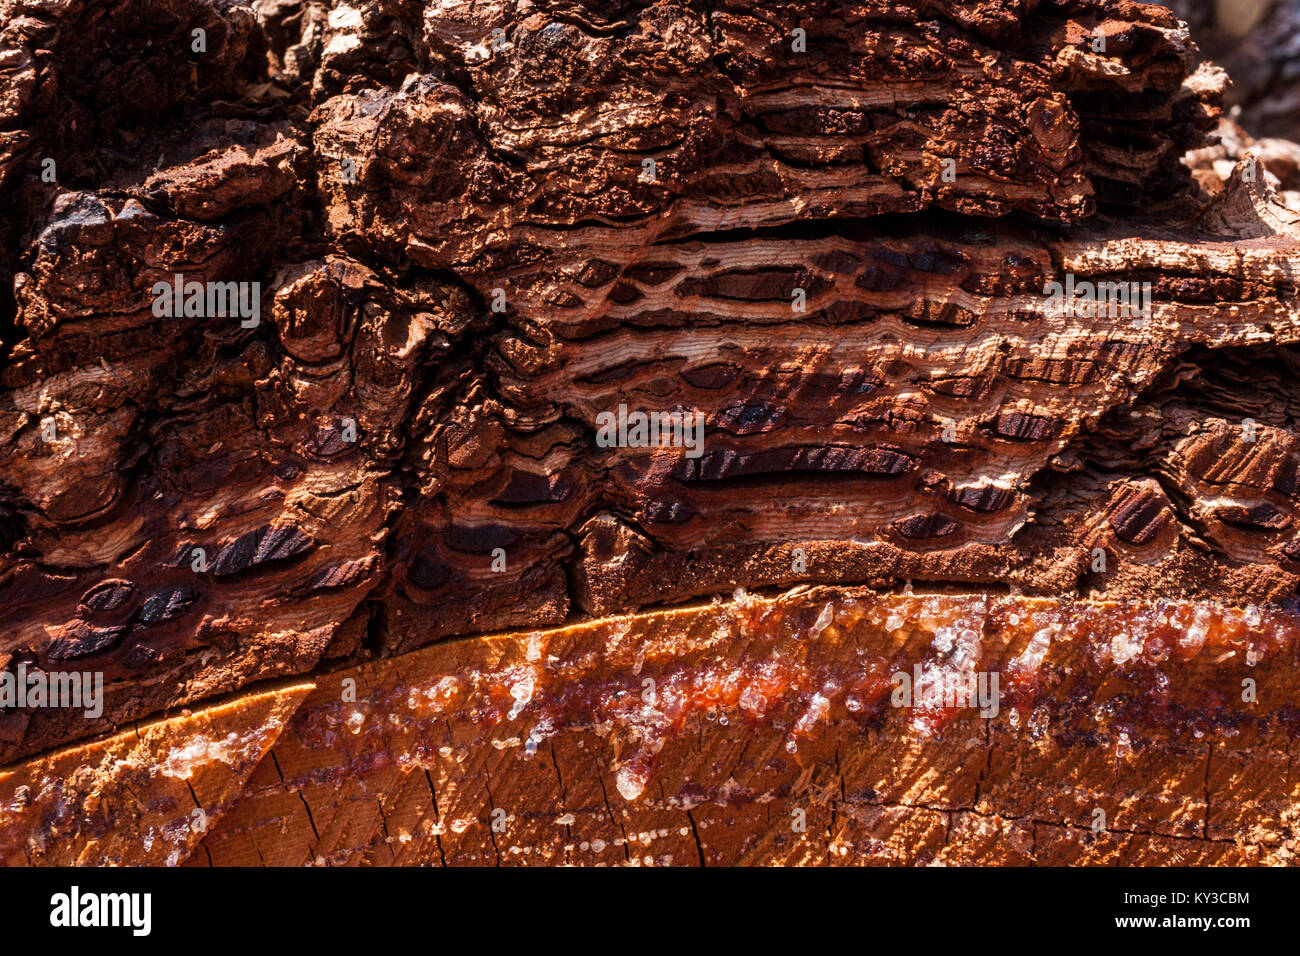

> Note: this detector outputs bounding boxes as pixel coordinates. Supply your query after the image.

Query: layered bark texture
[1,0,1300,865]
[5,590,1299,866]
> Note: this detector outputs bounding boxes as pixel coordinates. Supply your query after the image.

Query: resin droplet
[616,764,648,801]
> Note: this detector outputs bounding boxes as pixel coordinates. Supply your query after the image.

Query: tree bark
[1,0,1299,865]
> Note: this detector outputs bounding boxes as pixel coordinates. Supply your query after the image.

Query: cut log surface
[1,590,1294,866]
[0,680,312,866]
[1,0,1299,865]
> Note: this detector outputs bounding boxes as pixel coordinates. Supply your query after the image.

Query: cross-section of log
[0,679,312,866]
[0,589,1290,866]
[190,590,1297,865]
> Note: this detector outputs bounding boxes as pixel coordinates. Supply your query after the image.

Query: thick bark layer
[1,0,1298,865]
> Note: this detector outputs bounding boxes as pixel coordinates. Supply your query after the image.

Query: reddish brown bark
[1,0,1299,866]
